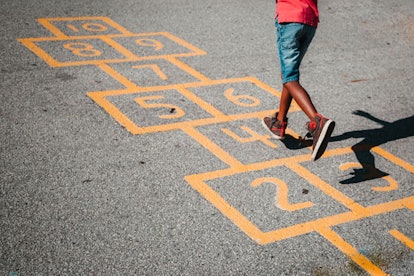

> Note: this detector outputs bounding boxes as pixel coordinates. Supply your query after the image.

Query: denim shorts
[276,20,316,84]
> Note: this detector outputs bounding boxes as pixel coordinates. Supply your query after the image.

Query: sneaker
[307,114,335,161]
[262,112,288,139]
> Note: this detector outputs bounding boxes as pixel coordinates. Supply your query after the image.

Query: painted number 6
[224,88,260,107]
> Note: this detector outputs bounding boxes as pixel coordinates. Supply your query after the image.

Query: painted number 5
[135,95,185,119]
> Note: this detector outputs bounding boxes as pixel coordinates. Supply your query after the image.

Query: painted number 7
[134,95,185,119]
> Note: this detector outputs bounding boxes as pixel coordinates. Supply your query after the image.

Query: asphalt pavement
[1,0,413,275]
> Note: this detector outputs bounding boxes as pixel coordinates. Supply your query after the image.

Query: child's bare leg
[280,80,317,120]
[276,85,292,122]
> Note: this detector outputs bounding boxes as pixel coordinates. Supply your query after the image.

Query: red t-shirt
[276,0,319,27]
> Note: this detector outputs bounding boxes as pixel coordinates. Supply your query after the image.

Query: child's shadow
[280,134,313,150]
[331,110,414,184]
[281,111,414,184]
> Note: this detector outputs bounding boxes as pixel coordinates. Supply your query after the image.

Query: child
[263,0,335,161]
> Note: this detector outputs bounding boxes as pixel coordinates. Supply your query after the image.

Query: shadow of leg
[280,134,313,150]
[339,143,389,184]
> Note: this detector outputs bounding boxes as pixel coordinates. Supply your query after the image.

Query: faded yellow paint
[318,227,388,275]
[38,17,135,36]
[389,229,414,251]
[221,126,277,149]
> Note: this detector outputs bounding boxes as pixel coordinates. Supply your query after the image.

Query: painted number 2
[251,177,314,211]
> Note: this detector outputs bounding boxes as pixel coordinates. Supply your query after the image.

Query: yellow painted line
[317,227,388,276]
[187,144,341,182]
[373,146,414,173]
[86,90,143,134]
[167,56,211,83]
[100,36,140,60]
[389,229,414,250]
[84,75,296,135]
[84,89,289,134]
[317,145,357,158]
[18,32,205,68]
[18,38,59,67]
[97,63,139,89]
[176,86,224,117]
[405,198,414,210]
[186,164,413,245]
[38,17,134,37]
[260,211,357,244]
[37,18,68,37]
[86,76,285,95]
[184,137,414,245]
[132,64,168,80]
[221,126,278,149]
[18,36,136,67]
[366,196,414,216]
[253,197,414,244]
[161,32,207,56]
[184,173,265,243]
[286,162,368,215]
[135,110,300,134]
[182,126,244,168]
[107,32,206,59]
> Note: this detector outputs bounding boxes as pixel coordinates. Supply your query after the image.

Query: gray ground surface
[1,0,413,275]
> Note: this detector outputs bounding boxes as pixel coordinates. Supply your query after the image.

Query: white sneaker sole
[261,119,285,140]
[311,120,335,161]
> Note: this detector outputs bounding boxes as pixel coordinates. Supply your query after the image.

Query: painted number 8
[64,43,102,57]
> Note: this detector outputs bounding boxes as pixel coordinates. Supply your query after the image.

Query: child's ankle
[277,113,287,122]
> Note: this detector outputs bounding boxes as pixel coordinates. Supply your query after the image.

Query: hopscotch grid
[18,16,414,275]
[86,76,293,134]
[18,32,206,68]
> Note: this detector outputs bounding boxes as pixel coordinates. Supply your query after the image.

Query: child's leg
[274,21,317,122]
[268,21,335,160]
[279,80,317,121]
[276,85,292,122]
